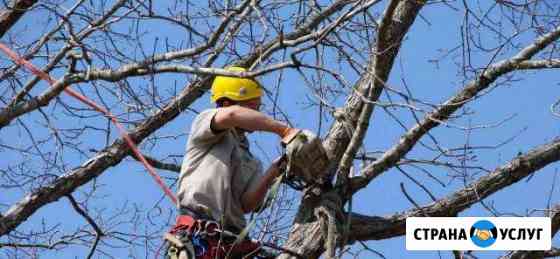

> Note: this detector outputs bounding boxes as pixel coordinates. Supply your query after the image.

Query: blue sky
[1,1,559,258]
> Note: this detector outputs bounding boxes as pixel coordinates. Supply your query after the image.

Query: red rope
[154,239,167,259]
[0,43,178,205]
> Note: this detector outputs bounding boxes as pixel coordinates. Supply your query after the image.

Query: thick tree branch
[323,0,427,178]
[346,138,560,241]
[516,59,560,70]
[337,0,402,184]
[544,248,560,257]
[552,206,560,237]
[277,0,429,257]
[277,191,344,259]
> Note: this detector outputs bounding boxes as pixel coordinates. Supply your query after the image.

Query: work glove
[282,130,329,188]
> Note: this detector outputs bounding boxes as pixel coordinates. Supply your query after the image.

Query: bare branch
[66,195,104,237]
[347,138,560,241]
[351,25,560,192]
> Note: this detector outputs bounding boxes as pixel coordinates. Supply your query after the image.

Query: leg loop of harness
[163,222,189,259]
[163,215,266,259]
[164,232,196,259]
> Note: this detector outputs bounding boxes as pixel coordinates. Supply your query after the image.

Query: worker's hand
[280,128,301,146]
[265,155,286,188]
[265,155,286,179]
[273,154,287,168]
[244,155,287,212]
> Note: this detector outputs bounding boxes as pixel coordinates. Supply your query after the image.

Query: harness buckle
[204,221,220,236]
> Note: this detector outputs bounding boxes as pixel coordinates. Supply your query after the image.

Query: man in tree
[170,67,300,259]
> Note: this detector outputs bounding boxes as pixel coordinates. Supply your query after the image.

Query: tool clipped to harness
[163,232,195,259]
[281,129,329,190]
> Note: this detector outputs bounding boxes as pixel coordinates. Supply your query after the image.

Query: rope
[0,43,178,205]
[315,206,337,259]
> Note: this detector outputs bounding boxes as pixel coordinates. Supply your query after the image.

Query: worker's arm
[212,105,297,140]
[240,156,284,213]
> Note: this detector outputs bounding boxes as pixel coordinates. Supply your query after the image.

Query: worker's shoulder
[188,108,230,144]
[196,108,219,118]
[191,108,218,125]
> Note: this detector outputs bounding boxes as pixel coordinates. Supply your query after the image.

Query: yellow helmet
[210,67,263,103]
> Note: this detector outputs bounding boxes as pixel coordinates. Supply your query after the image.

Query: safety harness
[165,215,258,259]
[163,215,303,259]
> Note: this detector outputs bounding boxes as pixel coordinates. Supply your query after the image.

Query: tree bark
[0,0,37,39]
[278,0,428,257]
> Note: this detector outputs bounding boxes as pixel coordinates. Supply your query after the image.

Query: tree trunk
[277,189,344,259]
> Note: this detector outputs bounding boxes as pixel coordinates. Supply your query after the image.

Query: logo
[470,220,497,247]
[406,217,551,250]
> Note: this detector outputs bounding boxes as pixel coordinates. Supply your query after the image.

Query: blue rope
[190,234,208,256]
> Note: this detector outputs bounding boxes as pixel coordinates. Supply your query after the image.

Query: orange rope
[0,43,178,205]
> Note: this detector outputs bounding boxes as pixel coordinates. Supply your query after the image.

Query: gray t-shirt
[177,109,263,230]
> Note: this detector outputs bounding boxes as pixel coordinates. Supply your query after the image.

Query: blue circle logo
[470,220,498,248]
